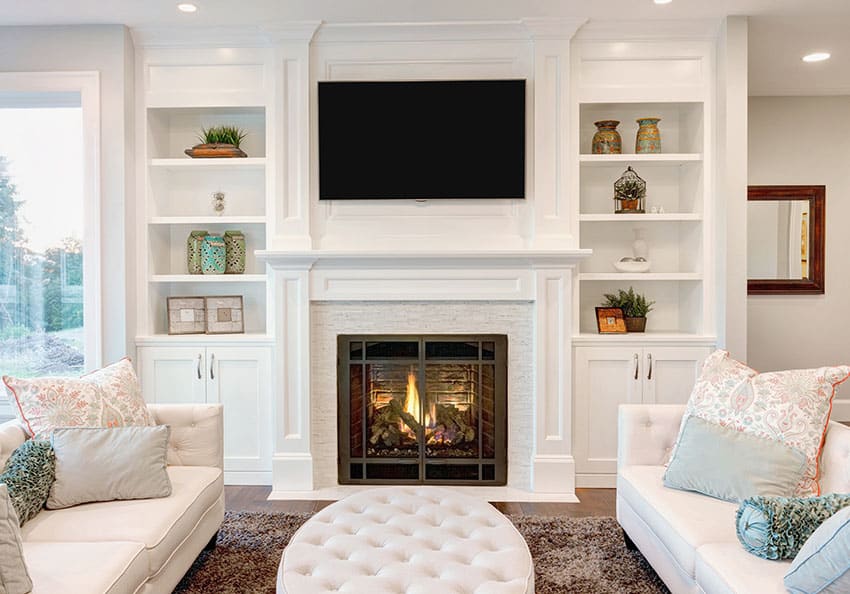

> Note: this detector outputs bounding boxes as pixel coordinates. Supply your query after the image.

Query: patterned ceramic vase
[635,117,661,153]
[592,120,622,154]
[223,230,246,274]
[201,234,226,274]
[187,231,208,274]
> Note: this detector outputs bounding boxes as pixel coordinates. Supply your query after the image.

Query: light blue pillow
[663,415,807,502]
[785,505,850,593]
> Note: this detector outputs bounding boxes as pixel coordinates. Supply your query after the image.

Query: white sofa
[617,404,850,594]
[0,403,225,594]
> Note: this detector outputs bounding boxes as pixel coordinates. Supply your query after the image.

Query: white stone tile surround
[310,301,534,490]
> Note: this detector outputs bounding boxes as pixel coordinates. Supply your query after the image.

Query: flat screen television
[318,79,526,200]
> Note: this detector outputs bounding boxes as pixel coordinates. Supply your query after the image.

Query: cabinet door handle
[633,353,639,380]
[196,354,202,380]
[647,353,653,380]
[210,353,215,380]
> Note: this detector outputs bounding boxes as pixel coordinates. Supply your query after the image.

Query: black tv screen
[318,79,526,200]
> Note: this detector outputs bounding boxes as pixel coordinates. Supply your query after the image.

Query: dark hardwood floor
[225,486,617,517]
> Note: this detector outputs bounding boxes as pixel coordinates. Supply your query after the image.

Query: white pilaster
[532,267,576,493]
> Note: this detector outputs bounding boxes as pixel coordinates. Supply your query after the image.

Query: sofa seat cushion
[618,465,739,578]
[24,540,148,594]
[695,543,789,594]
[21,466,221,575]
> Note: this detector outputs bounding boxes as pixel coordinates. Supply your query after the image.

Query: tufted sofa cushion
[279,486,534,594]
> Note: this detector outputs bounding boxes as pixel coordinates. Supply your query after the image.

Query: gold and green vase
[187,231,208,274]
[592,120,622,154]
[635,117,661,153]
[224,230,246,274]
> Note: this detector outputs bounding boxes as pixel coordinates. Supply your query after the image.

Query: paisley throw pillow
[0,440,55,526]
[3,358,154,440]
[672,350,850,496]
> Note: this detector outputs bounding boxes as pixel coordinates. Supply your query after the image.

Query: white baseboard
[268,484,579,502]
[272,453,314,491]
[532,454,577,494]
[224,471,272,486]
[575,473,617,488]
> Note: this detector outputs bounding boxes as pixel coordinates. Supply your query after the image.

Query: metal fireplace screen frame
[338,334,508,485]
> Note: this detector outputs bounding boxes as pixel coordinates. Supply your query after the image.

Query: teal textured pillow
[663,415,807,502]
[785,505,850,593]
[736,494,850,560]
[0,440,55,526]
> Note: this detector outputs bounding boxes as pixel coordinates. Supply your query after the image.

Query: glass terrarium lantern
[613,166,646,214]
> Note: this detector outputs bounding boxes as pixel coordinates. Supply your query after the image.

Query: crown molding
[574,18,721,41]
[520,17,588,40]
[131,22,321,48]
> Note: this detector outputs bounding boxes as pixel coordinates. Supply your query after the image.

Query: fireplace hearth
[338,335,507,485]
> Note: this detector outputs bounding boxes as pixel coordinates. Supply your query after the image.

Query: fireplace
[338,335,507,485]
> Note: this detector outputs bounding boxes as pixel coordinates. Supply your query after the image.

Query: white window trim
[0,71,102,370]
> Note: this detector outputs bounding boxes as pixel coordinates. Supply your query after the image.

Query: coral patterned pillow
[3,358,154,440]
[674,350,850,496]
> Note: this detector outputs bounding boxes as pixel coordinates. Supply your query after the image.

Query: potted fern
[185,125,248,158]
[602,287,655,332]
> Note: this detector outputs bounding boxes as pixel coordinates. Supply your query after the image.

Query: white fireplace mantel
[259,248,590,499]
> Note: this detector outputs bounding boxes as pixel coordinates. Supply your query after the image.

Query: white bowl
[613,260,651,273]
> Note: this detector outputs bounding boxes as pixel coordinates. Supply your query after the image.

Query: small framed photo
[595,307,627,334]
[205,295,244,334]
[167,297,206,335]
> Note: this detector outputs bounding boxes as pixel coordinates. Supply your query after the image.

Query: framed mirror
[747,185,824,295]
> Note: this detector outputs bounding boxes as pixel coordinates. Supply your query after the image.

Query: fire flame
[403,369,419,420]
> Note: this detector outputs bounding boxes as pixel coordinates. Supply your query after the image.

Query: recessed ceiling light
[802,52,831,63]
[177,3,198,13]
[654,0,673,4]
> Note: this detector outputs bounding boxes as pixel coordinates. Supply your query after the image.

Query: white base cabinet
[573,344,712,485]
[138,345,273,485]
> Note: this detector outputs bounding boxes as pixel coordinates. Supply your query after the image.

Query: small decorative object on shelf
[201,234,226,274]
[602,287,655,333]
[187,230,208,274]
[185,125,248,158]
[592,120,622,154]
[167,297,206,335]
[205,295,244,334]
[595,307,627,334]
[635,117,661,153]
[212,191,226,215]
[223,230,246,274]
[614,166,646,213]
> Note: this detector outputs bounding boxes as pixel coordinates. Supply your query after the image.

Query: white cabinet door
[206,346,272,480]
[643,346,712,405]
[138,347,206,404]
[574,347,642,475]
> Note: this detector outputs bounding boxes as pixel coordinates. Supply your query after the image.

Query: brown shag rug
[174,511,668,594]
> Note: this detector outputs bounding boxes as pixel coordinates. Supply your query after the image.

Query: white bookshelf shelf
[136,333,274,345]
[150,274,267,283]
[148,216,267,225]
[149,157,266,170]
[579,213,702,222]
[579,272,702,281]
[579,153,702,167]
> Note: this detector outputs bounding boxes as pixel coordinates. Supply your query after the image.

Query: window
[0,74,100,377]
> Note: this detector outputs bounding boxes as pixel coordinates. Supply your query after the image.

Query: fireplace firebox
[338,335,507,485]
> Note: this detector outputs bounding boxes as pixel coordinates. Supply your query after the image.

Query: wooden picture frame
[167,297,206,335]
[204,295,244,334]
[595,307,627,334]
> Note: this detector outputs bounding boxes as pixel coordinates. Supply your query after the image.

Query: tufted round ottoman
[277,487,534,593]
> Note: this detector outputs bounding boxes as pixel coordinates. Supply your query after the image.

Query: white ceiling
[1,1,849,96]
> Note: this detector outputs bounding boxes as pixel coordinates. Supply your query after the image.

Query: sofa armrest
[148,404,223,469]
[0,420,27,468]
[820,421,850,494]
[617,404,685,469]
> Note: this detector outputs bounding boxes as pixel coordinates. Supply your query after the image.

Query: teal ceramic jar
[186,230,208,274]
[635,117,661,153]
[201,234,226,274]
[592,120,622,154]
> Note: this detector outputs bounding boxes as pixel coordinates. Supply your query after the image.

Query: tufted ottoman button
[278,487,533,594]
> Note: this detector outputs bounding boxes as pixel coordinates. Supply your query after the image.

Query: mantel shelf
[579,272,702,281]
[256,249,593,268]
[150,274,267,283]
[579,213,702,222]
[579,153,702,167]
[148,216,267,225]
[149,157,266,170]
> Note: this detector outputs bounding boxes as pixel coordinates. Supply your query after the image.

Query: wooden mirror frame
[747,185,825,295]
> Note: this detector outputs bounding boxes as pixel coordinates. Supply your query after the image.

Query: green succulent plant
[198,125,247,148]
[602,286,655,318]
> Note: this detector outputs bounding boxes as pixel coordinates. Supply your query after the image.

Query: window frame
[0,71,102,370]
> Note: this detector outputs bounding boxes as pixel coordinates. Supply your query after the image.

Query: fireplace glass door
[339,335,507,485]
